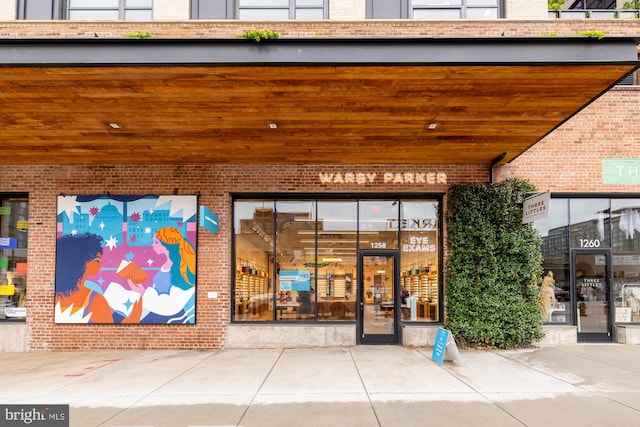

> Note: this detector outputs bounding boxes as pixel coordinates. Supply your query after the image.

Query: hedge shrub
[445,178,545,348]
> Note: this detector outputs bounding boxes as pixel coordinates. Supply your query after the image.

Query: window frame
[66,0,153,20]
[17,0,64,20]
[231,193,443,324]
[366,0,504,19]
[0,193,29,323]
[237,0,328,20]
[539,193,640,326]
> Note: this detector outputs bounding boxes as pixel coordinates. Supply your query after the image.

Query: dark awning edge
[1,37,639,67]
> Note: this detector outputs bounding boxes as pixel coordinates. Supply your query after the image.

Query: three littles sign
[522,191,550,224]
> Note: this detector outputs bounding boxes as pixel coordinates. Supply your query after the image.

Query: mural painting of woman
[55,233,143,323]
[139,227,196,324]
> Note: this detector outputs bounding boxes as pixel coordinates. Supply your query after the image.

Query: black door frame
[571,248,613,343]
[357,249,400,345]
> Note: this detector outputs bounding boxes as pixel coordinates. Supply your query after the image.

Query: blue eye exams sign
[199,205,218,234]
[279,270,311,291]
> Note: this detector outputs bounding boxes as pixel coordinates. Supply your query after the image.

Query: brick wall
[0,163,486,350]
[497,87,640,193]
[2,20,640,39]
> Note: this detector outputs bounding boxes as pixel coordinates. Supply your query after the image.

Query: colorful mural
[54,195,197,324]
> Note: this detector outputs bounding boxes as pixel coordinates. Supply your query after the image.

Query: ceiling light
[269,123,278,129]
[428,123,437,130]
[108,123,120,129]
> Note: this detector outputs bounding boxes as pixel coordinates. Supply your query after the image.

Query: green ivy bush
[445,178,545,348]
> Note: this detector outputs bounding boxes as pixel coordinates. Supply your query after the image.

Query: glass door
[572,249,613,342]
[358,251,398,344]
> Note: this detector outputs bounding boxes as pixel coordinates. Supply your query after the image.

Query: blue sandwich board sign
[431,327,464,367]
[432,327,450,366]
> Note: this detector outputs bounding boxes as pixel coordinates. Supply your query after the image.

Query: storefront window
[275,200,315,321]
[358,200,399,250]
[611,199,640,324]
[535,198,571,324]
[234,201,275,321]
[569,198,611,249]
[400,201,439,321]
[538,197,640,325]
[316,201,357,321]
[0,195,28,321]
[232,197,441,323]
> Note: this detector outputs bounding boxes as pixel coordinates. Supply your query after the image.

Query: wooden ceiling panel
[0,63,635,165]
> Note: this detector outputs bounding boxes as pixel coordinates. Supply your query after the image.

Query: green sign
[0,207,10,215]
[602,158,640,184]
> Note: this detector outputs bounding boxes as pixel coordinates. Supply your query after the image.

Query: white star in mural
[104,235,118,251]
[100,222,105,230]
[144,227,152,234]
[147,259,154,266]
[155,196,197,223]
[57,196,81,223]
[71,230,78,235]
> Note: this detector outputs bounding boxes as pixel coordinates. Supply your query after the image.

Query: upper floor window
[617,71,638,86]
[238,0,327,20]
[191,0,328,19]
[550,0,639,18]
[17,0,152,20]
[68,0,153,20]
[412,0,499,19]
[367,0,503,19]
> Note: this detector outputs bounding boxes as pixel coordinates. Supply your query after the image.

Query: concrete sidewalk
[1,344,639,427]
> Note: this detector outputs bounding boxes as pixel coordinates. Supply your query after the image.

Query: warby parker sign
[319,171,447,185]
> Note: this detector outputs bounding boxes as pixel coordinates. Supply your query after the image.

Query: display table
[317,300,356,318]
[276,302,300,319]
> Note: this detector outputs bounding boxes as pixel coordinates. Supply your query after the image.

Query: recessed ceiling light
[428,123,437,130]
[269,123,278,129]
[108,123,120,129]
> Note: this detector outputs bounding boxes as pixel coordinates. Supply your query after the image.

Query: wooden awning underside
[0,37,637,165]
